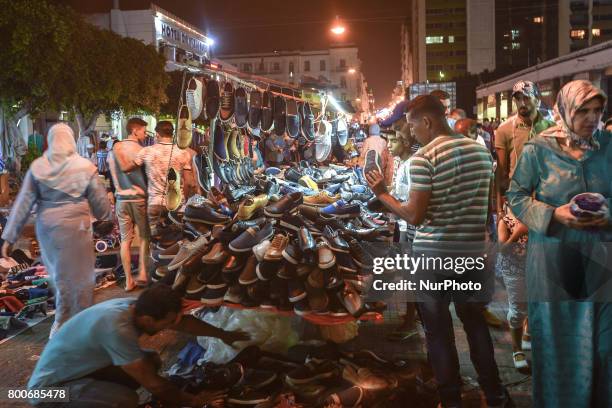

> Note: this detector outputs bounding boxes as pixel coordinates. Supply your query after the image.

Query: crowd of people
[0,77,609,407]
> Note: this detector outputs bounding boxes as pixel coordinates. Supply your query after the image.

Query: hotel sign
[154,14,209,56]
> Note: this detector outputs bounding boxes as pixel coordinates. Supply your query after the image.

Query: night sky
[54,0,406,108]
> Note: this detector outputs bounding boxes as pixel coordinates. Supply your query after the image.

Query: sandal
[125,282,137,292]
[512,351,531,374]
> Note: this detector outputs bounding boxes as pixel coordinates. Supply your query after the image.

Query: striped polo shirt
[409,134,493,248]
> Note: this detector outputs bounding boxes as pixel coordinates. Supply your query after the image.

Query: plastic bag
[197,308,299,364]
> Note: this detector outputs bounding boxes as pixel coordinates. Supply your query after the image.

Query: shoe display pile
[150,161,392,321]
[161,343,414,407]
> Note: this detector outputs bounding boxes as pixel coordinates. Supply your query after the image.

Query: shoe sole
[228,243,256,253]
[200,297,224,306]
[321,212,360,219]
[238,276,259,285]
[184,216,230,225]
[281,249,301,265]
[289,292,307,303]
[318,258,336,270]
[264,207,298,218]
[255,264,271,281]
[227,396,270,405]
[294,307,312,316]
[167,259,189,271]
[286,371,334,386]
[158,254,179,260]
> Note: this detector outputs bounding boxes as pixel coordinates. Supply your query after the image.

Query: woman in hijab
[507,80,611,407]
[1,123,111,338]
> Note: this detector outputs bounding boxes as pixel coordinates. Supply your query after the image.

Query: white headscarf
[30,123,97,198]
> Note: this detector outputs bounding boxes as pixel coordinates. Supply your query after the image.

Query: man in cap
[494,80,554,372]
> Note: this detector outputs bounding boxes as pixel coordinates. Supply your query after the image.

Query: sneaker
[364,149,382,175]
[227,388,271,406]
[298,175,319,191]
[205,79,220,120]
[286,359,339,386]
[316,237,336,269]
[158,240,183,260]
[288,279,307,303]
[255,260,277,281]
[222,255,247,285]
[185,275,207,298]
[325,386,364,408]
[219,81,235,122]
[273,95,287,136]
[264,192,303,218]
[261,90,274,131]
[337,282,363,317]
[248,89,262,129]
[201,284,228,306]
[252,239,272,262]
[177,104,192,149]
[234,86,248,128]
[238,255,258,285]
[185,77,203,120]
[167,236,208,271]
[241,368,278,389]
[184,202,231,225]
[294,297,312,316]
[201,242,230,265]
[229,223,274,253]
[236,194,269,221]
[165,167,182,211]
[224,284,245,304]
[281,240,302,265]
[320,200,361,219]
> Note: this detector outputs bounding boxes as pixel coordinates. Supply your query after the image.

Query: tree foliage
[0,0,169,133]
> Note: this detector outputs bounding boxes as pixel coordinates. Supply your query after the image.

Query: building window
[448,35,455,43]
[339,59,346,68]
[288,61,294,73]
[340,76,347,88]
[426,36,444,44]
[243,63,252,72]
[304,60,310,71]
[571,29,586,39]
[273,62,280,72]
[533,16,544,23]
[593,28,601,37]
[320,60,326,71]
[511,29,520,40]
[258,62,265,72]
[511,42,520,49]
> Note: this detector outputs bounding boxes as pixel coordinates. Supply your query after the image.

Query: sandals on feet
[512,351,531,374]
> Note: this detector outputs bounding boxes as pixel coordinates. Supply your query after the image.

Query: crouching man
[28,284,249,407]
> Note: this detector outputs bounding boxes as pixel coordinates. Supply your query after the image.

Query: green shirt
[410,135,493,248]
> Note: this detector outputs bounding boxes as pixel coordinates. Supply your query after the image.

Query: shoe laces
[270,234,286,249]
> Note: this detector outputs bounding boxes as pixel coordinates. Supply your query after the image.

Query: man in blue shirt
[29,284,249,407]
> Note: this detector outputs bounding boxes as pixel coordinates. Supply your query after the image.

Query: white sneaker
[521,338,532,350]
[253,239,271,262]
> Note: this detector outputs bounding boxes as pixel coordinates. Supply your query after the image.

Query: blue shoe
[265,167,281,176]
[326,183,342,195]
[350,184,368,194]
[321,200,361,219]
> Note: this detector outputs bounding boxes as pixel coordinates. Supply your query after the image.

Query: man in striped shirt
[365,95,510,408]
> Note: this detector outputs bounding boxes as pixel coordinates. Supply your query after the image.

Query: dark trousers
[417,301,504,407]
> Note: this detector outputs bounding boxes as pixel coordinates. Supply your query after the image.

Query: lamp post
[331,16,345,35]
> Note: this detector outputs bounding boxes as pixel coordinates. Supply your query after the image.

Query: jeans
[417,301,505,407]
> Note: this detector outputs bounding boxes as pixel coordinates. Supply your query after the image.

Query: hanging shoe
[261,91,274,131]
[273,95,287,136]
[302,102,315,141]
[165,167,182,211]
[337,116,349,146]
[205,79,220,120]
[219,81,235,122]
[185,77,203,120]
[286,97,300,138]
[234,86,248,128]
[315,121,332,162]
[248,89,263,129]
[177,104,192,149]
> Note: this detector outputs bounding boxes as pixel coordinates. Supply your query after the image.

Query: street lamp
[439,71,445,79]
[348,68,356,74]
[331,16,345,35]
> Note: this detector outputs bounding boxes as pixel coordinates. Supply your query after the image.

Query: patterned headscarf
[540,80,607,150]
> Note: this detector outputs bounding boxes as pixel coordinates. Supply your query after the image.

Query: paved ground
[0,282,532,407]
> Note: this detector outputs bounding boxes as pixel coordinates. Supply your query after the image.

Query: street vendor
[28,284,250,407]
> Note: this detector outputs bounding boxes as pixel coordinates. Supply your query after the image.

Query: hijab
[540,80,607,151]
[30,123,97,198]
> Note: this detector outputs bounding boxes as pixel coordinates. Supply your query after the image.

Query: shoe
[294,297,312,316]
[315,120,332,162]
[234,86,248,128]
[286,359,339,386]
[264,234,289,262]
[281,240,302,265]
[219,81,235,122]
[298,227,316,253]
[286,98,300,138]
[185,77,203,120]
[284,167,302,183]
[205,79,220,119]
[301,102,315,141]
[184,203,231,225]
[273,95,287,136]
[346,240,373,269]
[184,274,207,298]
[201,284,228,306]
[212,225,242,247]
[201,242,230,264]
[248,89,262,129]
[158,240,183,260]
[306,277,329,313]
[165,167,182,211]
[303,191,340,207]
[264,166,282,177]
[298,175,319,191]
[246,280,270,304]
[222,255,247,285]
[255,260,277,281]
[512,351,531,374]
[337,117,349,146]
[153,265,168,282]
[252,239,272,262]
[261,91,274,131]
[264,192,303,218]
[343,271,374,293]
[229,223,274,253]
[323,226,350,253]
[181,243,213,276]
[337,282,363,317]
[231,217,267,233]
[325,386,364,407]
[325,183,343,195]
[177,104,192,149]
[277,262,297,280]
[167,236,209,271]
[199,361,245,389]
[279,213,321,236]
[238,255,259,285]
[320,200,361,219]
[237,194,269,220]
[316,238,335,269]
[227,388,270,406]
[241,368,278,389]
[364,149,383,176]
[336,251,358,273]
[328,295,349,317]
[366,196,385,213]
[207,186,229,208]
[288,279,307,303]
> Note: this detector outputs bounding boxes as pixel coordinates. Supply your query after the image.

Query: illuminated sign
[154,14,210,56]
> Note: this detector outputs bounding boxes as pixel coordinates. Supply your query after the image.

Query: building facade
[218,46,371,118]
